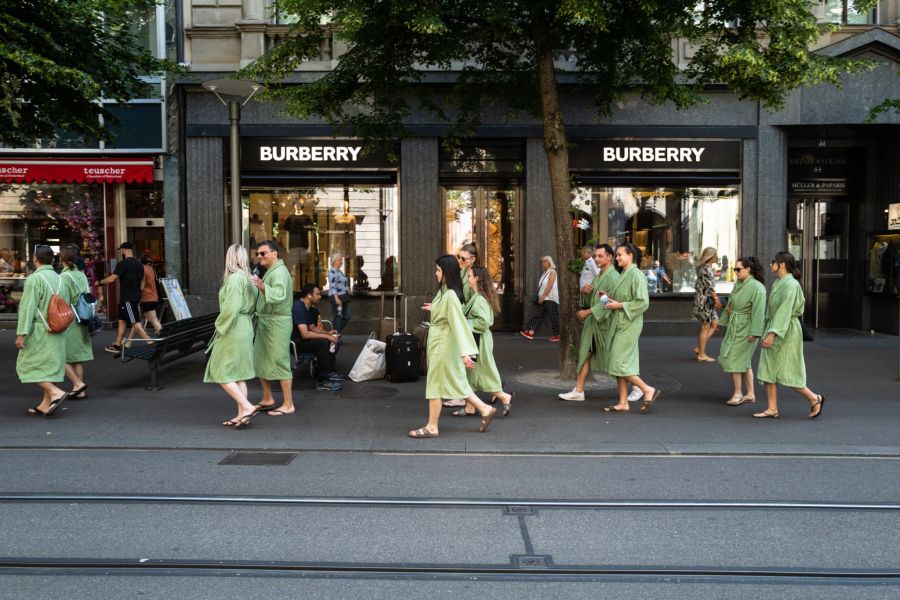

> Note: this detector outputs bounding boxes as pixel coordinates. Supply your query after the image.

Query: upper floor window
[819,0,877,24]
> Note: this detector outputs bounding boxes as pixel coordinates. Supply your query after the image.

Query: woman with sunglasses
[456,243,478,302]
[755,252,825,419]
[717,256,766,406]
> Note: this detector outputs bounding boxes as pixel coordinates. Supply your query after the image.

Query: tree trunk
[532,17,578,378]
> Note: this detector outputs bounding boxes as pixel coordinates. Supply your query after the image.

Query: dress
[204,273,257,384]
[253,259,294,381]
[758,274,807,388]
[603,265,650,377]
[577,267,620,372]
[692,263,718,323]
[61,267,94,363]
[425,286,478,400]
[16,265,66,383]
[717,277,766,373]
[463,292,502,392]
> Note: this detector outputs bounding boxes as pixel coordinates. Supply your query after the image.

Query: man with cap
[99,241,152,353]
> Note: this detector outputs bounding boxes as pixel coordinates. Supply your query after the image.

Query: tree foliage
[0,0,175,147]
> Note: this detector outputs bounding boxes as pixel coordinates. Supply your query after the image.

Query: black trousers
[294,337,335,378]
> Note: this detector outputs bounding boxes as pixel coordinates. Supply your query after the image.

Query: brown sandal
[479,407,497,432]
[409,427,439,438]
[640,388,661,413]
[602,405,629,413]
[809,395,826,419]
[752,410,780,418]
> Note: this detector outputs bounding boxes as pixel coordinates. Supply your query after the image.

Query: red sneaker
[549,335,560,342]
[519,330,534,340]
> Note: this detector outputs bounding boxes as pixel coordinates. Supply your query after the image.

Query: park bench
[120,313,219,390]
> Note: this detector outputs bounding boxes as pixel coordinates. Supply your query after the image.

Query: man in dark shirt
[292,283,343,390]
[99,242,152,354]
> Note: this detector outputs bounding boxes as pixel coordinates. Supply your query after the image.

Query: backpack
[35,273,75,333]
[64,271,97,323]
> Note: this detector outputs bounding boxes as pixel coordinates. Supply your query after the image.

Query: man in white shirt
[579,246,600,307]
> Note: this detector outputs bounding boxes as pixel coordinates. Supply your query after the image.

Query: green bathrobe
[463,292,502,392]
[461,268,473,301]
[426,286,479,400]
[577,266,620,372]
[603,264,650,377]
[253,259,293,381]
[717,277,766,373]
[758,274,807,388]
[61,267,94,364]
[204,272,257,384]
[16,265,66,383]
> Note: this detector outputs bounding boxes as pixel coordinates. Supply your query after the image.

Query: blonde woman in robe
[754,252,825,419]
[204,244,259,428]
[717,256,766,406]
[409,255,497,438]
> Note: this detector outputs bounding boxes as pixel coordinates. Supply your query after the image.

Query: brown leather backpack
[36,274,75,333]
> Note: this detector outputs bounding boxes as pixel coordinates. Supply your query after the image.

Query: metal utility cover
[219,452,297,466]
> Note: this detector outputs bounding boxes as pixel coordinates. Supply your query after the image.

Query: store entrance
[442,186,523,330]
[787,198,852,328]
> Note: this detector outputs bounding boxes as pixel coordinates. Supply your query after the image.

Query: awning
[0,157,155,184]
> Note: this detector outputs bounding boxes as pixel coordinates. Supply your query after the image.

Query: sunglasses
[256,250,270,257]
[456,255,472,261]
[734,266,746,272]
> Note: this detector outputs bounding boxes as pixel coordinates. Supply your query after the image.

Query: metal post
[229,100,242,245]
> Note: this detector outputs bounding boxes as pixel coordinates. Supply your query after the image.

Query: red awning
[0,157,155,184]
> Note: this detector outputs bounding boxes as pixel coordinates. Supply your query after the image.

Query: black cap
[117,242,135,250]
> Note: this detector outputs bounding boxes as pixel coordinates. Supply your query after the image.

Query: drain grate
[218,452,297,466]
[515,555,550,569]
[504,505,534,515]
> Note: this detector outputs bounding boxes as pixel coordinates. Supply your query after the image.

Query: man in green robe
[15,245,68,415]
[251,240,295,414]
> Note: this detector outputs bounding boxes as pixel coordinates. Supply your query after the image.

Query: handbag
[348,334,387,382]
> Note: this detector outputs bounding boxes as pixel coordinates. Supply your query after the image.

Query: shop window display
[571,186,740,294]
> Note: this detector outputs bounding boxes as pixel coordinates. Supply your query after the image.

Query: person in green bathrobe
[600,243,661,414]
[60,245,93,399]
[755,252,825,419]
[15,245,68,416]
[409,255,497,438]
[456,242,478,301]
[205,244,259,428]
[559,244,620,402]
[250,240,295,415]
[451,265,514,417]
[717,256,766,407]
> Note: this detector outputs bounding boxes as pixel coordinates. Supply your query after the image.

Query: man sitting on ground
[291,284,344,391]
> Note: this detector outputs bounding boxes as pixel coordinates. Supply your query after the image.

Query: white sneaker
[558,389,585,402]
[627,387,644,402]
[442,399,466,407]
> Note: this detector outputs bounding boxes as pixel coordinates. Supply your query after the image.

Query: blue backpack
[64,271,97,323]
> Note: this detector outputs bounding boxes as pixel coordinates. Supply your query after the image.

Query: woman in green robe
[409,255,497,438]
[451,266,514,417]
[717,256,766,406]
[60,245,93,399]
[205,244,259,428]
[15,245,67,416]
[755,252,825,419]
[601,243,661,414]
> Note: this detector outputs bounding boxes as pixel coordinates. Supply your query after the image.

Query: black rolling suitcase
[385,295,421,382]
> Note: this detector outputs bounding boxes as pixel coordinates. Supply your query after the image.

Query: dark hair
[615,242,642,268]
[436,254,465,303]
[469,265,500,315]
[772,251,801,279]
[33,245,54,265]
[595,243,614,256]
[59,245,77,267]
[459,243,478,262]
[299,283,319,298]
[737,256,764,283]
[257,239,280,254]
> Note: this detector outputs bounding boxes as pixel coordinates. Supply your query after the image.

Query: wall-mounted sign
[788,149,851,196]
[241,138,394,171]
[889,203,900,230]
[568,139,741,172]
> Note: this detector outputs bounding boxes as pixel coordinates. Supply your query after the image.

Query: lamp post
[201,79,265,246]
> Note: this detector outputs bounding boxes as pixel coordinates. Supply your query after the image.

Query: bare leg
[35,381,66,411]
[258,379,275,408]
[697,324,715,360]
[64,363,85,390]
[409,399,443,436]
[115,320,127,346]
[612,377,629,408]
[131,323,152,342]
[623,375,656,399]
[237,381,248,400]
[465,393,493,417]
[144,310,162,333]
[219,381,257,423]
[743,369,755,400]
[574,357,591,393]
[756,382,779,416]
[730,372,743,397]
[278,379,294,412]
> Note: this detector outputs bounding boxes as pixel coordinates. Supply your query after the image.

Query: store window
[246,185,399,294]
[571,186,740,294]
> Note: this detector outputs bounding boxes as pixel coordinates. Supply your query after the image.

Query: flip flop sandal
[254,404,277,412]
[479,407,497,432]
[602,405,629,413]
[451,408,477,417]
[233,411,260,430]
[27,405,53,417]
[268,409,295,416]
[809,395,826,419]
[409,427,439,438]
[753,411,780,418]
[44,393,69,416]
[71,385,88,396]
[640,389,662,414]
[725,395,744,406]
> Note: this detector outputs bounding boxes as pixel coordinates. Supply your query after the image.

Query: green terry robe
[16,265,66,383]
[577,267,620,372]
[758,274,807,388]
[602,264,649,377]
[463,292,502,392]
[204,272,257,384]
[253,259,293,381]
[425,286,479,399]
[61,267,94,364]
[461,268,473,301]
[717,277,766,373]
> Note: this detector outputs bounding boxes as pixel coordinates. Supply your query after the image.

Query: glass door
[443,186,523,329]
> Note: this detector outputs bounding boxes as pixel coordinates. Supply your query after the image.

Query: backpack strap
[63,270,89,295]
[33,273,60,332]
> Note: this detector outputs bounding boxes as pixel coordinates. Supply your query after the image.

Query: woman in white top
[520,256,560,341]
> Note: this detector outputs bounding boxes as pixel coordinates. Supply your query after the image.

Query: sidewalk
[0,328,897,455]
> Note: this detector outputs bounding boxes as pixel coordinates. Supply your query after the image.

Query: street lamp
[201,79,265,246]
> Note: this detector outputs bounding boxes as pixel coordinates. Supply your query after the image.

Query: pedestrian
[204,244,259,428]
[327,252,352,333]
[140,254,163,334]
[409,255,496,438]
[250,240,295,416]
[15,244,68,416]
[456,243,478,301]
[288,283,343,396]
[600,243,661,413]
[520,256,560,342]
[578,245,600,305]
[451,265,514,417]
[60,245,92,399]
[692,246,722,362]
[754,252,825,419]
[717,256,766,406]
[99,242,153,354]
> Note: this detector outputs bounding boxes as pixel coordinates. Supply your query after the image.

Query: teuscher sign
[569,140,740,172]
[241,139,394,170]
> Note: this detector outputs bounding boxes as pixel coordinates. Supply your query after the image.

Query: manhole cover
[337,385,399,399]
[219,452,297,466]
[515,555,551,569]
[642,373,682,393]
[511,369,616,391]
